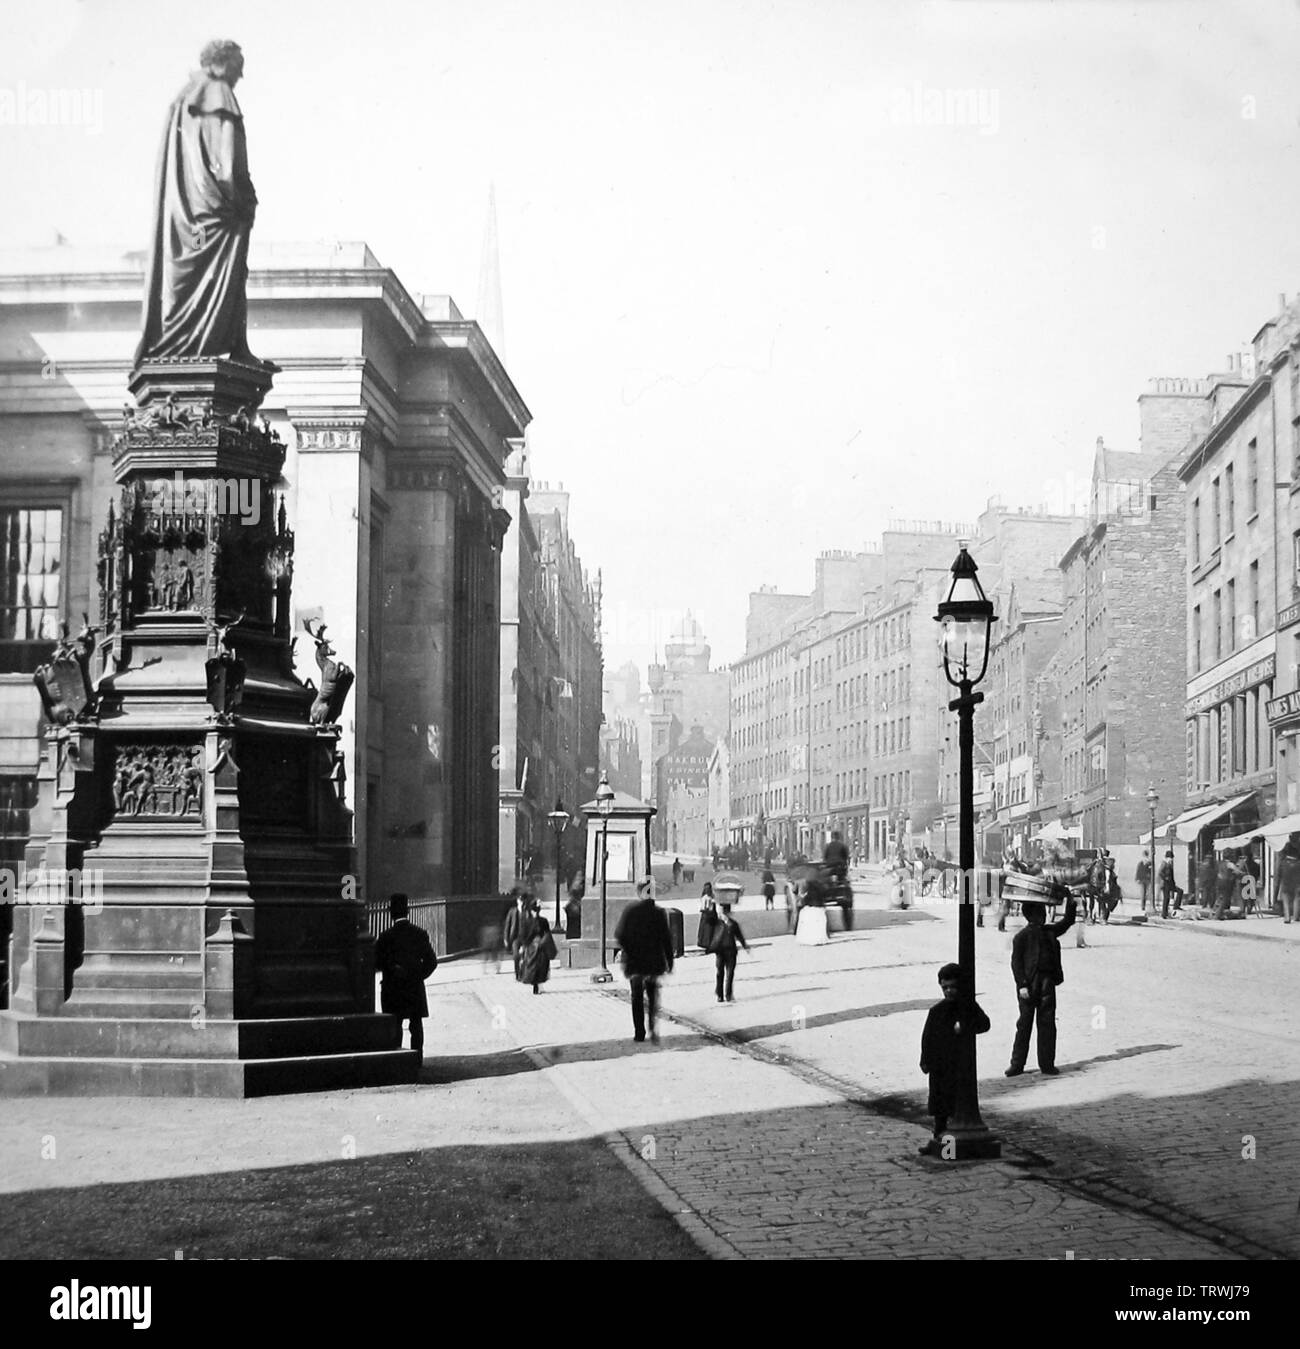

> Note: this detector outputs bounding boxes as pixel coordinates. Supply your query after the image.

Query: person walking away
[709,903,749,1003]
[1196,850,1217,914]
[920,962,991,1155]
[1157,849,1180,918]
[520,916,559,993]
[761,867,776,911]
[1101,850,1121,922]
[1274,836,1300,923]
[1136,851,1152,911]
[564,874,585,939]
[822,830,849,887]
[1005,893,1077,1077]
[1213,849,1243,920]
[695,881,718,952]
[672,856,683,888]
[783,876,799,933]
[374,893,438,1061]
[1085,853,1106,924]
[613,879,674,1043]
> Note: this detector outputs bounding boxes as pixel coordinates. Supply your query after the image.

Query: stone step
[0,1047,419,1098]
[0,1012,400,1060]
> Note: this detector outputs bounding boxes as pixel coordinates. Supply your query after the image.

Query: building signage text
[1185,655,1275,716]
[1266,690,1300,726]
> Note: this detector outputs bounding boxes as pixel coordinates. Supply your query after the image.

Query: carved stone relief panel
[110,743,205,821]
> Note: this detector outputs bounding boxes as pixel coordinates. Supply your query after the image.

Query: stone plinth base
[0,1012,417,1097]
[563,937,620,971]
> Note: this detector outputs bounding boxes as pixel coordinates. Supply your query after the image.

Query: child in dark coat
[919,962,991,1156]
[519,917,558,994]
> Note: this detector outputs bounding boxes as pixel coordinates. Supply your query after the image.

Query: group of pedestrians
[502,886,559,992]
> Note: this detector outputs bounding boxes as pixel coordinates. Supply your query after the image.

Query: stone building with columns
[0,241,523,911]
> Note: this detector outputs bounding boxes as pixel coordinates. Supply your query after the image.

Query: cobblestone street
[2,883,1293,1266]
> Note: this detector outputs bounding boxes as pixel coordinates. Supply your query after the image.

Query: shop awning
[1214,811,1300,852]
[1141,803,1215,845]
[1173,792,1255,843]
[1141,793,1255,845]
[1031,819,1083,842]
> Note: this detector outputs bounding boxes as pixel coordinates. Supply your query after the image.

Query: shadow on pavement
[977,1044,1180,1100]
[421,1050,543,1084]
[537,1032,719,1065]
[0,1136,707,1261]
[701,998,937,1045]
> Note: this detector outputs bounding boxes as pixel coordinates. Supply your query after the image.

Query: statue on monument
[135,40,262,367]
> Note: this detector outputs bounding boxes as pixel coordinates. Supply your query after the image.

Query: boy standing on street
[919,962,991,1155]
[709,904,750,1002]
[1006,895,1077,1077]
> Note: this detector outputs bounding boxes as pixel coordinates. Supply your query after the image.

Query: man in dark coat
[1136,851,1152,910]
[1274,835,1300,923]
[374,893,437,1059]
[920,962,991,1155]
[1196,851,1218,910]
[1157,848,1181,918]
[613,879,674,1043]
[1213,850,1243,920]
[822,830,850,884]
[1005,894,1076,1077]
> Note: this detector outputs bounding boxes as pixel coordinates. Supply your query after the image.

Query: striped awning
[1214,811,1300,852]
[1140,793,1255,845]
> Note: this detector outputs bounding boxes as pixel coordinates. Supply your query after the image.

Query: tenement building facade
[1056,401,1200,859]
[1179,300,1300,873]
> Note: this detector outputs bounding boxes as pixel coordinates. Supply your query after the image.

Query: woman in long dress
[695,882,718,952]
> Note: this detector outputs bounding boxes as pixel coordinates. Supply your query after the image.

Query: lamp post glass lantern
[548,798,570,929]
[593,773,615,984]
[1146,786,1159,915]
[933,546,1001,1159]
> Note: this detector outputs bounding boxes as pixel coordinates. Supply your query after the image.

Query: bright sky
[4,0,1300,674]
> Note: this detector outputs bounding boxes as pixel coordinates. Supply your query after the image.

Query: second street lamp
[592,772,615,984]
[1146,786,1159,915]
[934,544,1001,1160]
[548,799,571,929]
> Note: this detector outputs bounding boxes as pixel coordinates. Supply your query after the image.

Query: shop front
[1149,792,1257,903]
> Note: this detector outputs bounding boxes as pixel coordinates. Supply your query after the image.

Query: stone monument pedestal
[0,357,416,1096]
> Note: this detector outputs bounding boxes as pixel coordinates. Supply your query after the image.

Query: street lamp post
[934,545,1001,1160]
[547,798,571,929]
[592,772,615,984]
[1145,786,1159,915]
